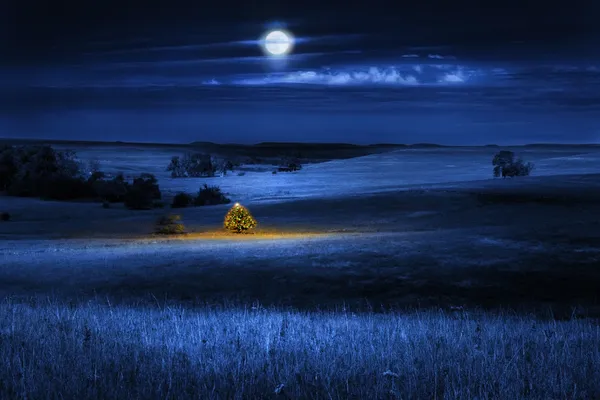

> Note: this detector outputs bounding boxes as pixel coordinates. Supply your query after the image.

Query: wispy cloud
[87,34,365,57]
[90,52,339,70]
[231,65,479,86]
[87,41,255,56]
[428,54,456,60]
[88,50,363,70]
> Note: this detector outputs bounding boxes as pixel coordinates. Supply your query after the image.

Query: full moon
[263,30,293,56]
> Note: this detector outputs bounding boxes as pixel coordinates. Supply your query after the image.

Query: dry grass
[1,297,599,400]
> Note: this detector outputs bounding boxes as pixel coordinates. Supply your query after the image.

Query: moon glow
[263,30,293,56]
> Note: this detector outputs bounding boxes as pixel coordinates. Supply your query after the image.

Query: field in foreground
[1,298,599,400]
[1,142,600,398]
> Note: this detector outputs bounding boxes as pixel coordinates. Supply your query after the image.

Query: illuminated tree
[224,203,257,233]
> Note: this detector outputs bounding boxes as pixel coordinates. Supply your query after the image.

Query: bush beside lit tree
[155,214,186,235]
[224,203,257,233]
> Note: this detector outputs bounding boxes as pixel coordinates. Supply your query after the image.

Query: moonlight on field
[262,30,294,56]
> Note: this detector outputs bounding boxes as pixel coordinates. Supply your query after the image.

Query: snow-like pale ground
[1,145,600,310]
[56,145,600,203]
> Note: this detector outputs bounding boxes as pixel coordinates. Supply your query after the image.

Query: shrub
[166,156,186,178]
[155,214,186,235]
[0,212,10,221]
[168,153,216,178]
[278,156,303,172]
[171,192,194,208]
[102,201,110,209]
[213,158,236,176]
[39,176,95,200]
[0,145,18,191]
[194,184,231,206]
[92,173,129,203]
[136,173,161,200]
[168,153,238,178]
[0,145,91,199]
[224,203,257,233]
[503,160,534,177]
[124,174,161,210]
[492,150,515,177]
[492,150,534,178]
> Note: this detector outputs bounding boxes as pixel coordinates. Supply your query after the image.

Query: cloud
[86,34,365,57]
[427,54,456,60]
[36,64,479,88]
[230,65,478,87]
[90,52,333,69]
[37,62,600,90]
[439,71,466,83]
[201,79,221,85]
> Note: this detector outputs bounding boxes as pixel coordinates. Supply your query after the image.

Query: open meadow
[1,142,600,399]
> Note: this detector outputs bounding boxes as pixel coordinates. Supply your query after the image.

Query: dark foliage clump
[0,145,18,191]
[91,173,129,203]
[492,150,534,178]
[0,212,10,221]
[171,192,194,208]
[194,184,231,206]
[0,145,166,211]
[124,173,161,210]
[167,153,217,178]
[38,176,96,200]
[214,159,236,176]
[0,145,92,199]
[166,156,187,178]
[155,214,186,235]
[277,156,303,172]
[502,161,534,178]
[167,153,237,178]
[167,153,216,178]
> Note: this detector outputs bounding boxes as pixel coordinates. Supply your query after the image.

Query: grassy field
[1,298,599,399]
[1,142,600,398]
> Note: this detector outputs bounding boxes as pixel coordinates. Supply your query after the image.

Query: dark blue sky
[1,0,600,144]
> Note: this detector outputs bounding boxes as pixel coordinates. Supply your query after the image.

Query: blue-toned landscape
[2,0,600,398]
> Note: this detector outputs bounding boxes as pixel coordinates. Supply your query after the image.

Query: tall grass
[0,297,599,399]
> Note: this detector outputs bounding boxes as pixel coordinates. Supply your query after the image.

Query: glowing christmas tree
[224,203,257,233]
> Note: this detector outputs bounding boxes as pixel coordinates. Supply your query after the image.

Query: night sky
[1,0,599,144]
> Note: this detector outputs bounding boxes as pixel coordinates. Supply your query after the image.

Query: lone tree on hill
[492,150,534,178]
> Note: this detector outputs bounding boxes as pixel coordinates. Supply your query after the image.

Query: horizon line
[1,137,599,148]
